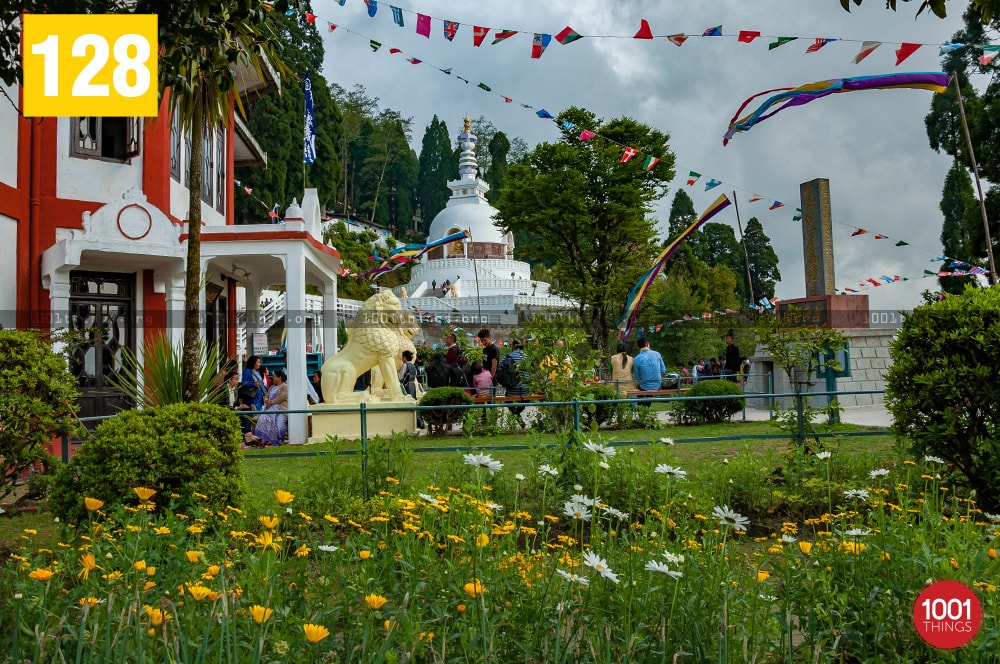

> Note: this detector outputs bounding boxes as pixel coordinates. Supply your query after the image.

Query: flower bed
[2,448,998,662]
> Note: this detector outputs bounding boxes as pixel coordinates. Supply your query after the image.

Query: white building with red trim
[0,65,340,444]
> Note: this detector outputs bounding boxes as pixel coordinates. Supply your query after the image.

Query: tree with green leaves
[689,222,748,301]
[484,131,511,204]
[132,0,297,401]
[939,160,983,293]
[234,4,341,224]
[416,116,452,224]
[836,0,998,20]
[495,107,675,353]
[356,110,417,233]
[666,189,697,241]
[330,83,380,216]
[742,217,781,300]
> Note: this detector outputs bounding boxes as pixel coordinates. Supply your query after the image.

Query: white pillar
[244,280,261,360]
[46,272,72,357]
[284,247,308,444]
[165,273,186,348]
[322,276,338,357]
[198,258,210,343]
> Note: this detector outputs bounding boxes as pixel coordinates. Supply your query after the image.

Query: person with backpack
[497,340,529,428]
[398,349,424,429]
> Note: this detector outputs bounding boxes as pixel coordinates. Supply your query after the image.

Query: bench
[626,388,690,399]
[472,393,546,404]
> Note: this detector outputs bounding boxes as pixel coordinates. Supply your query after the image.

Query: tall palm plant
[134,0,295,400]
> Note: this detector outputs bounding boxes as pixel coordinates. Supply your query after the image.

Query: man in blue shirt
[632,337,666,391]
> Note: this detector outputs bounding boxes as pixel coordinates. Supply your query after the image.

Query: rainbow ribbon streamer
[618,193,732,339]
[363,229,470,277]
[723,72,949,145]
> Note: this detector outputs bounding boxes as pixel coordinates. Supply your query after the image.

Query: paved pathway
[740,404,893,428]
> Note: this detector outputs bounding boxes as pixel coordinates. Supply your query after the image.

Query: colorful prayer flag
[364,0,377,17]
[895,240,909,246]
[502,96,512,103]
[939,42,963,56]
[874,234,886,239]
[561,120,575,130]
[748,194,764,202]
[390,6,403,27]
[852,41,881,64]
[806,38,836,53]
[555,26,583,45]
[705,178,722,191]
[416,13,431,37]
[473,26,490,47]
[702,25,723,37]
[536,109,554,119]
[895,42,921,65]
[493,29,517,45]
[867,278,881,286]
[408,58,422,64]
[667,34,688,47]
[329,24,337,31]
[738,30,761,43]
[579,130,596,141]
[389,47,401,54]
[304,11,316,23]
[477,82,491,91]
[686,171,700,186]
[621,147,638,163]
[792,208,802,221]
[531,33,552,59]
[769,201,785,210]
[443,20,459,41]
[642,155,659,171]
[768,36,797,50]
[851,228,867,236]
[979,45,1000,65]
[303,72,316,165]
[634,19,654,39]
[369,39,381,51]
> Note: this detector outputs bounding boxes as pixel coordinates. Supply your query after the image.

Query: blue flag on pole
[303,72,317,165]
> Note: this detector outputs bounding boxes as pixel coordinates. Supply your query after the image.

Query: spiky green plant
[108,332,227,408]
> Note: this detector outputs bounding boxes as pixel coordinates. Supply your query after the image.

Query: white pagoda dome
[394,118,574,325]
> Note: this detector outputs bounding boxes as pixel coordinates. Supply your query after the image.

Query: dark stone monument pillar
[800,178,836,296]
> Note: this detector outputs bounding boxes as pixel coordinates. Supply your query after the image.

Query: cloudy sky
[316,0,970,312]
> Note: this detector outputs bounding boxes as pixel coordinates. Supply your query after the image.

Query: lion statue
[319,290,419,404]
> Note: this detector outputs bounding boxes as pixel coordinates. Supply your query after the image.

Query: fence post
[794,390,805,448]
[572,398,581,436]
[768,371,775,420]
[61,432,70,464]
[360,402,369,500]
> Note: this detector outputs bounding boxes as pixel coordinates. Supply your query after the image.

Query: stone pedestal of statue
[308,400,416,443]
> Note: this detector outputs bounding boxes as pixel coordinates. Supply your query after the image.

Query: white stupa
[394,118,574,325]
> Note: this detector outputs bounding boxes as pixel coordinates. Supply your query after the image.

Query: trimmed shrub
[419,387,473,433]
[49,403,244,525]
[672,380,745,424]
[886,286,1000,510]
[581,383,618,428]
[0,329,80,506]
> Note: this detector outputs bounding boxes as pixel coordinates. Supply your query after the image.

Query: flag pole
[733,191,756,304]
[951,73,997,285]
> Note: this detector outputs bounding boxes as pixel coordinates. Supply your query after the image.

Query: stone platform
[308,403,416,443]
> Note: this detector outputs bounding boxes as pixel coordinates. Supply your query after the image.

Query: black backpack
[495,354,519,389]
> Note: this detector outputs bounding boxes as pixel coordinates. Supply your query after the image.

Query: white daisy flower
[582,551,620,584]
[654,464,687,479]
[644,560,683,578]
[464,453,504,475]
[563,500,591,521]
[537,464,559,477]
[780,534,797,543]
[844,528,871,537]
[982,511,1000,521]
[923,455,946,464]
[712,504,750,532]
[570,494,600,507]
[556,601,567,612]
[759,594,779,602]
[601,506,629,520]
[514,473,526,481]
[843,489,870,501]
[573,484,583,491]
[661,552,685,565]
[484,502,503,512]
[583,441,616,458]
[815,451,832,460]
[418,493,439,505]
[555,569,590,587]
[869,468,890,479]
[659,437,675,445]
[317,544,339,553]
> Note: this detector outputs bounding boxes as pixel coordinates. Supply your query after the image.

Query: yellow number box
[23,14,158,117]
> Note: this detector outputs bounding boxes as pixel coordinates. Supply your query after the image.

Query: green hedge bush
[49,403,244,525]
[581,383,618,428]
[418,387,473,433]
[672,379,745,425]
[886,286,1000,510]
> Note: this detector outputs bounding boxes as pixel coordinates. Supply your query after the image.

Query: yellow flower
[799,541,813,555]
[385,476,400,485]
[29,568,54,582]
[360,550,372,560]
[79,597,100,608]
[134,560,147,572]
[255,531,279,552]
[989,549,998,560]
[187,525,204,535]
[384,619,398,631]
[259,515,279,530]
[364,593,388,610]
[950,557,960,569]
[303,623,330,644]
[101,571,123,582]
[23,529,38,536]
[881,551,891,561]
[323,514,339,524]
[146,566,156,576]
[153,527,171,536]
[133,487,157,501]
[77,553,99,580]
[274,490,295,506]
[249,605,273,624]
[973,581,996,593]
[185,584,212,601]
[476,534,490,547]
[144,606,170,627]
[840,541,866,555]
[294,544,311,558]
[205,565,221,577]
[757,570,770,583]
[457,603,467,613]
[464,580,485,598]
[185,551,203,564]
[84,497,104,512]
[142,581,156,591]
